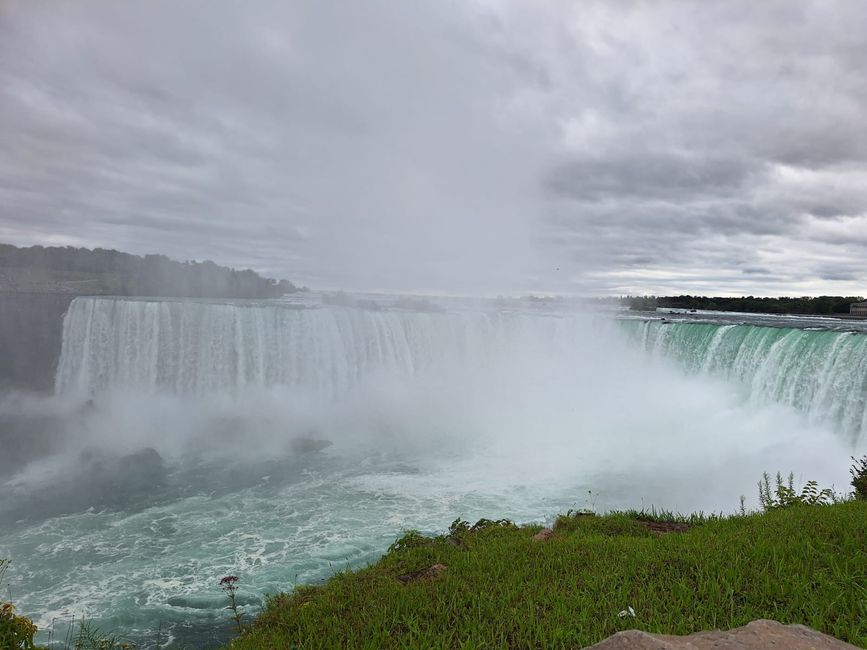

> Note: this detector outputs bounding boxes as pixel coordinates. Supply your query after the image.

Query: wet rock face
[6,447,169,521]
[0,292,75,392]
[585,619,859,649]
[116,447,164,472]
[79,446,166,480]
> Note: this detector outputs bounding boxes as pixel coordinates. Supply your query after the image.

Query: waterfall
[622,319,867,440]
[54,296,587,399]
[56,298,867,442]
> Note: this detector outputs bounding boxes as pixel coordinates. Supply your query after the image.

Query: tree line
[0,243,302,299]
[622,294,864,315]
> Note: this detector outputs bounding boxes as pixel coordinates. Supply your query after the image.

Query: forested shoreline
[623,294,864,315]
[0,243,301,299]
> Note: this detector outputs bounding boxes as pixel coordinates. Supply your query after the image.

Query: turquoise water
[621,319,867,442]
[1,298,863,647]
[2,450,587,647]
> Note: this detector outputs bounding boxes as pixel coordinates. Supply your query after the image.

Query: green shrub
[757,472,834,510]
[0,559,41,650]
[447,518,471,538]
[1,601,39,650]
[387,530,430,554]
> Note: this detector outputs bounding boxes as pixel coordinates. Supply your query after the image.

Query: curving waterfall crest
[623,319,867,441]
[54,296,587,399]
[56,298,867,441]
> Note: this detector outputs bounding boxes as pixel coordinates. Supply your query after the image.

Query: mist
[3,296,856,516]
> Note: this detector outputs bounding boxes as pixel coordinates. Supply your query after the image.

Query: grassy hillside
[228,502,867,649]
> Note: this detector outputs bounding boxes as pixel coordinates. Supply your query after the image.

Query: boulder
[117,447,163,471]
[585,619,858,649]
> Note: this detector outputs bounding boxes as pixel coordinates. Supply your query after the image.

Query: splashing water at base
[0,296,862,647]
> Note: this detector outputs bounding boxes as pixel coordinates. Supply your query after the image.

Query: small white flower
[618,606,636,618]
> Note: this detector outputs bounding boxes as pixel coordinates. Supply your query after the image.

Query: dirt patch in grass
[396,563,448,585]
[637,521,691,534]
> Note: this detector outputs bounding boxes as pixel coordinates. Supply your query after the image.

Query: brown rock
[533,528,555,542]
[584,619,858,649]
[396,563,447,585]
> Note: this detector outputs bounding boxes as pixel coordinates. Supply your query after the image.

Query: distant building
[851,301,867,317]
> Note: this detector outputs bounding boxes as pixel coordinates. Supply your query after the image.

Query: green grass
[229,501,867,649]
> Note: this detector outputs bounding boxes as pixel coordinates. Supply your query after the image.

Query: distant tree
[0,243,301,299]
[645,294,865,315]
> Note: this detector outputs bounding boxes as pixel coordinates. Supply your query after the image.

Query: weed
[467,518,516,532]
[220,575,245,636]
[72,619,135,649]
[757,472,834,510]
[442,518,517,548]
[1,559,42,650]
[387,530,430,554]
[447,519,470,538]
[851,455,867,500]
[614,507,720,525]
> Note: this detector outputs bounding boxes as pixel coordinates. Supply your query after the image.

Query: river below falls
[1,421,856,648]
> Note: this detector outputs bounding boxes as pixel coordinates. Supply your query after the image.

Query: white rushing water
[622,319,867,442]
[55,296,594,398]
[2,296,864,648]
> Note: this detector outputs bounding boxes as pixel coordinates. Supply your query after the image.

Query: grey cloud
[1,0,867,295]
[546,153,760,202]
[527,1,867,294]
[817,268,860,282]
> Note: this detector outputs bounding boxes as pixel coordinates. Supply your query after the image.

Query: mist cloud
[2,0,867,295]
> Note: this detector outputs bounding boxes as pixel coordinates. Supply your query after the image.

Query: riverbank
[227,501,867,649]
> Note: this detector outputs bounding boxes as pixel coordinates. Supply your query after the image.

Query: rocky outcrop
[1,446,169,523]
[585,619,858,649]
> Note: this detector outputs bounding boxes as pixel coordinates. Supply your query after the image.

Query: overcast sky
[2,1,866,296]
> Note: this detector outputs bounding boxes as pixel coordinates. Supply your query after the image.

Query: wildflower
[220,575,244,635]
[618,606,636,618]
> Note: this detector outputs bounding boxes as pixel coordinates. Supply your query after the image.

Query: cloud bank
[2,0,866,295]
